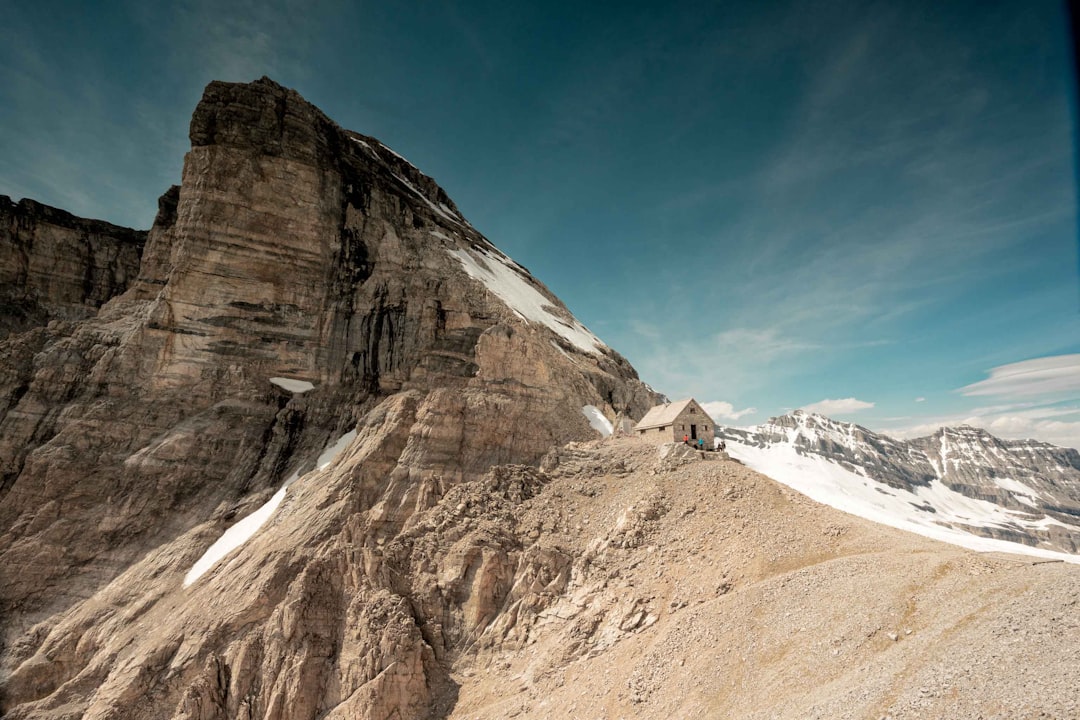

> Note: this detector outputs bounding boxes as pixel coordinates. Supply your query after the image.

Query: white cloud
[914,397,925,402]
[622,325,820,402]
[959,354,1080,398]
[800,397,875,415]
[702,401,757,422]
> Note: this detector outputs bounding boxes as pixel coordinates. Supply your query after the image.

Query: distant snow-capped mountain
[718,410,1080,562]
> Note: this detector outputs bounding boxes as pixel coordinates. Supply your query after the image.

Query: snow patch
[391,172,465,227]
[270,377,315,394]
[183,485,286,587]
[448,246,604,354]
[184,428,358,587]
[582,406,613,436]
[317,430,357,470]
[995,477,1042,502]
[378,141,413,166]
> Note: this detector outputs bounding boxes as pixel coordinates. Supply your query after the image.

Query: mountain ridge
[2,76,1077,719]
[718,410,1080,557]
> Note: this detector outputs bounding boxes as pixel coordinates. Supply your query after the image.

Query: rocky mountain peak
[0,77,660,717]
[0,195,146,338]
[2,76,1080,719]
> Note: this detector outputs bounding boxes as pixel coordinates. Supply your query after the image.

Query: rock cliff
[0,196,146,338]
[0,78,658,718]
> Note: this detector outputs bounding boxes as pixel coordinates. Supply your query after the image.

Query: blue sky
[2,1,1079,447]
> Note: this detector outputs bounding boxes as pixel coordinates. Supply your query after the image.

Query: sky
[2,1,1079,448]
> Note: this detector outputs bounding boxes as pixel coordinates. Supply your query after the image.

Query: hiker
[683,434,689,445]
[697,437,704,451]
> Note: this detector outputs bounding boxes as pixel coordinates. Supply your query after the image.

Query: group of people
[682,435,726,452]
[683,434,706,450]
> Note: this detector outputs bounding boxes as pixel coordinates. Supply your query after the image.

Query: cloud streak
[959,354,1080,398]
[801,397,875,415]
[702,401,757,422]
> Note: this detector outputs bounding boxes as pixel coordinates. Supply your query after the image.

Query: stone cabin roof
[633,398,703,431]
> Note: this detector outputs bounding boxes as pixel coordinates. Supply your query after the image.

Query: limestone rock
[0,77,657,719]
[0,195,146,338]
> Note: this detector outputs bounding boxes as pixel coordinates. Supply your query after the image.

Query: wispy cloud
[959,354,1080,398]
[702,401,757,422]
[801,397,875,415]
[153,0,344,84]
[625,324,821,401]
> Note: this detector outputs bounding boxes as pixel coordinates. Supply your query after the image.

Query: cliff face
[0,78,658,718]
[0,196,146,338]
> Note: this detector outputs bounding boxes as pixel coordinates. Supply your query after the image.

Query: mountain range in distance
[717,409,1080,561]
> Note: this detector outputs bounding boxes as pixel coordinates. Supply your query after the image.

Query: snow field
[448,246,604,354]
[727,440,1080,564]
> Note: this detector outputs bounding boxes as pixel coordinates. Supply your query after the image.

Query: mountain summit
[718,410,1080,557]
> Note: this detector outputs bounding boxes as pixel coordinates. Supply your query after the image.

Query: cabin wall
[670,406,715,446]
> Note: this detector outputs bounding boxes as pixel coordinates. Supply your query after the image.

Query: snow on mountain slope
[183,429,359,586]
[447,245,604,354]
[582,405,614,436]
[720,410,1080,561]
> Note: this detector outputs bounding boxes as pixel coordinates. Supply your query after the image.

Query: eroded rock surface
[0,77,656,718]
[12,76,1068,720]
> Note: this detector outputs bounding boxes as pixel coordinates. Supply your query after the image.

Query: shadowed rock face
[0,77,658,718]
[0,196,147,339]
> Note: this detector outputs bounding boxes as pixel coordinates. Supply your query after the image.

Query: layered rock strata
[0,196,146,338]
[0,77,657,718]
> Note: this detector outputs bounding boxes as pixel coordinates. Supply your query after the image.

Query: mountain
[3,77,1078,720]
[718,410,1080,558]
[0,77,657,718]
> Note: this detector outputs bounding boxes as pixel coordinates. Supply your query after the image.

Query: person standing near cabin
[683,433,689,445]
[697,437,704,451]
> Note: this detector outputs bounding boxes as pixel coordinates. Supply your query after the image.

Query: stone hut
[633,398,715,447]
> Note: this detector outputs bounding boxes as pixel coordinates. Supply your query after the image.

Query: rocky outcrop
[0,78,657,718]
[0,196,146,338]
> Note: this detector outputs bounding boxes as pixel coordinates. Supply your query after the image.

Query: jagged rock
[12,76,1073,720]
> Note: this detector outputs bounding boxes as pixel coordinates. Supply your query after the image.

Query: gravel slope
[446,437,1080,719]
